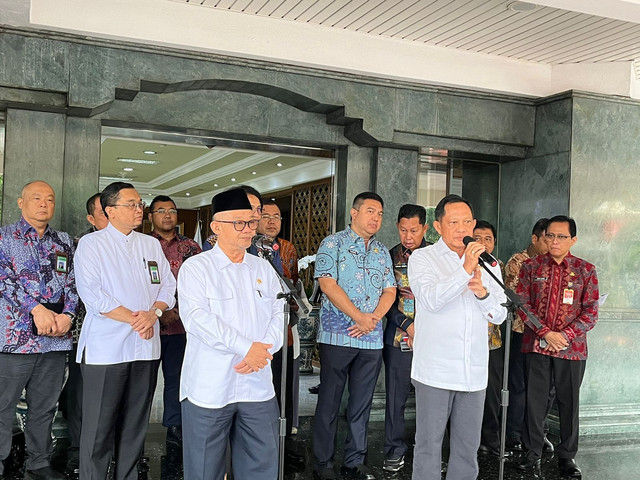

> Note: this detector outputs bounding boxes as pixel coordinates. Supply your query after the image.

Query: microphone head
[463,236,475,246]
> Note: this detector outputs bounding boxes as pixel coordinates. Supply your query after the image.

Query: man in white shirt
[178,188,284,480]
[74,182,176,480]
[408,194,507,480]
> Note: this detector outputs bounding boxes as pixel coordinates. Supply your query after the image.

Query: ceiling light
[231,178,236,182]
[213,183,218,187]
[100,176,132,181]
[143,150,157,155]
[508,1,537,12]
[117,158,159,165]
[148,193,152,196]
[276,162,283,167]
[251,171,257,175]
[123,167,134,172]
[185,192,190,196]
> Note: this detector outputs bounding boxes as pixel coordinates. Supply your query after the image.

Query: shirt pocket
[204,289,234,319]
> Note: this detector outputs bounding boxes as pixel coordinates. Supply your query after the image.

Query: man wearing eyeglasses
[178,188,284,480]
[148,195,201,447]
[516,215,599,478]
[74,182,176,480]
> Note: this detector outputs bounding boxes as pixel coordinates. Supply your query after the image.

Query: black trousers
[61,345,82,463]
[382,344,413,458]
[160,334,186,428]
[506,332,526,441]
[313,343,382,470]
[80,359,160,480]
[481,346,504,450]
[271,346,295,438]
[523,353,585,459]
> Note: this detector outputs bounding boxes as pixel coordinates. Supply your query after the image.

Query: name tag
[55,252,69,273]
[563,288,574,305]
[147,261,161,284]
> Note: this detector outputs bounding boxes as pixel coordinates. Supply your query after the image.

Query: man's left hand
[131,310,157,337]
[468,267,487,297]
[51,313,72,337]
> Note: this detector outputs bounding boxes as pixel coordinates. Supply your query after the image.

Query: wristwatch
[154,307,164,318]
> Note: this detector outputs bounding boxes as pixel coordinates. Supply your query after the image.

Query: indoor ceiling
[174,0,640,64]
[99,134,334,209]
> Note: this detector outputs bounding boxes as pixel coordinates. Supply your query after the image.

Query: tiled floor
[4,370,640,479]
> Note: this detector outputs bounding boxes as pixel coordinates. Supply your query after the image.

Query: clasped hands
[347,311,381,338]
[541,331,569,353]
[31,305,71,337]
[234,342,274,375]
[130,309,157,340]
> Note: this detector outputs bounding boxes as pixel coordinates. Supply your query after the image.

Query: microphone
[462,236,498,267]
[251,234,280,253]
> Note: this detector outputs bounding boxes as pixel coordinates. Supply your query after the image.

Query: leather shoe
[340,464,376,480]
[24,466,66,480]
[308,383,320,394]
[558,458,582,478]
[478,444,511,458]
[313,467,337,480]
[517,451,541,470]
[506,437,523,452]
[166,426,182,446]
[543,434,554,454]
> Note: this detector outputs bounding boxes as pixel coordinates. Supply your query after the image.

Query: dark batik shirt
[517,252,598,360]
[150,231,202,335]
[0,217,78,354]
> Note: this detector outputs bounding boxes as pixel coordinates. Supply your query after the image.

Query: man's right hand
[348,312,379,337]
[159,308,180,326]
[462,240,486,275]
[30,304,58,336]
[543,331,569,352]
[235,342,273,373]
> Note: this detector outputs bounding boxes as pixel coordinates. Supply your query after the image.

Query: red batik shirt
[517,252,598,360]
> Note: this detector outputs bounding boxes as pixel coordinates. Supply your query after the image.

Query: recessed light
[100,176,133,181]
[143,150,157,155]
[508,1,537,12]
[276,163,283,167]
[251,171,257,175]
[117,158,159,165]
[185,192,190,196]
[123,167,134,172]
[231,178,236,182]
[213,183,218,187]
[147,193,152,196]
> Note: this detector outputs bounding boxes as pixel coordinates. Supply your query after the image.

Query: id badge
[147,261,161,284]
[563,288,574,305]
[55,252,69,273]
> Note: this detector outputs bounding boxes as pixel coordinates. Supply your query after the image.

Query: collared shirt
[278,237,299,284]
[314,226,395,350]
[0,217,78,354]
[504,245,537,333]
[383,240,428,347]
[487,259,506,350]
[75,223,176,365]
[408,238,507,392]
[516,252,598,361]
[149,231,202,336]
[177,243,285,409]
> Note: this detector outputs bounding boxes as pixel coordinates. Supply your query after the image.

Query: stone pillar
[62,117,101,236]
[3,109,66,228]
[334,146,374,231]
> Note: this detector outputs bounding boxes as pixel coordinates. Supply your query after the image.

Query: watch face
[155,308,163,317]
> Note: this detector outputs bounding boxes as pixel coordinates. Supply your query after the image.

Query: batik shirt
[504,245,536,333]
[0,217,78,354]
[150,231,202,335]
[517,252,598,360]
[383,240,428,348]
[315,226,395,350]
[488,259,506,350]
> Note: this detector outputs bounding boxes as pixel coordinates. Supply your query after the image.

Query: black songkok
[211,188,252,216]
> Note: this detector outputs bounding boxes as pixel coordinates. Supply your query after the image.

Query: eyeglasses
[252,206,263,215]
[215,219,259,231]
[151,208,178,215]
[261,214,282,221]
[110,202,146,211]
[545,233,572,241]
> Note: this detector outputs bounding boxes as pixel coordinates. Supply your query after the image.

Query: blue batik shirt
[314,226,395,349]
[0,217,78,354]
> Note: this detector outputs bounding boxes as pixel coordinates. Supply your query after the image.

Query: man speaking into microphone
[408,194,507,480]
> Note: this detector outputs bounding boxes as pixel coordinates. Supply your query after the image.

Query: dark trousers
[0,352,66,474]
[523,353,585,459]
[182,398,279,480]
[382,344,413,458]
[481,346,504,450]
[313,343,383,470]
[271,346,295,437]
[80,359,160,480]
[506,332,526,440]
[160,334,186,428]
[62,345,82,463]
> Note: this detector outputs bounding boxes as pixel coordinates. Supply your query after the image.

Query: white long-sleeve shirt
[408,238,507,392]
[74,223,176,365]
[177,243,285,409]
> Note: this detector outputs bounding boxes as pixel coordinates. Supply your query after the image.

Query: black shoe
[285,449,306,471]
[313,467,337,480]
[517,451,541,471]
[506,438,523,452]
[166,425,182,446]
[382,455,405,472]
[478,444,511,458]
[340,464,376,480]
[24,466,66,480]
[558,458,582,478]
[543,434,554,454]
[308,384,320,394]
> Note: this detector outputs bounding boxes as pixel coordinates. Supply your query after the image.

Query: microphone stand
[259,247,309,480]
[476,258,543,480]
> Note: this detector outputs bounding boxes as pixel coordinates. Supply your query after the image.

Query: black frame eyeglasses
[215,219,259,231]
